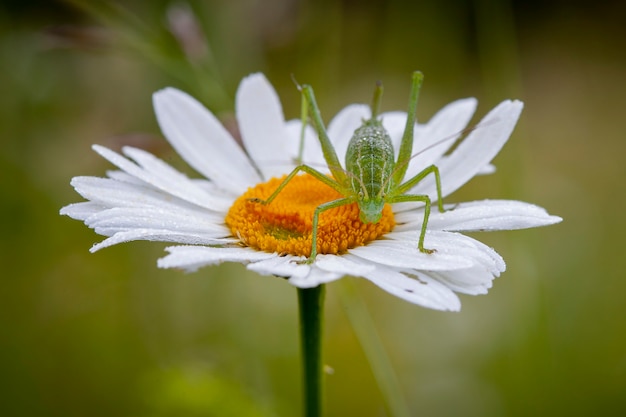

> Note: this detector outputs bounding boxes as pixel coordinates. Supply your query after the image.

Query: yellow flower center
[225,174,395,257]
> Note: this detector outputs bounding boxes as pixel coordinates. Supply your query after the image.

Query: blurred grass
[1,0,625,416]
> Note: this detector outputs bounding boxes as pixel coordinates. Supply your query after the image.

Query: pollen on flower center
[225,174,395,257]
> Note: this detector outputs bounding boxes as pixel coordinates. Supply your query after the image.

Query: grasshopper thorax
[345,118,395,224]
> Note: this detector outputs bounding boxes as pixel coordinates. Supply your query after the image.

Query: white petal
[68,175,229,214]
[396,199,563,232]
[420,237,504,296]
[158,246,274,272]
[247,255,311,281]
[404,98,477,181]
[349,232,477,271]
[465,236,506,274]
[344,255,461,311]
[285,119,326,170]
[424,266,496,296]
[92,231,235,252]
[290,267,343,288]
[85,207,226,236]
[190,178,234,199]
[106,169,146,185]
[314,254,376,276]
[68,176,160,208]
[413,100,523,198]
[245,255,343,288]
[60,202,105,220]
[386,230,505,274]
[122,146,233,210]
[153,87,260,193]
[236,73,293,179]
[327,104,370,165]
[93,146,230,211]
[477,163,496,175]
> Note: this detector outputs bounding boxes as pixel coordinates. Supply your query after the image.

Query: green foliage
[138,366,274,417]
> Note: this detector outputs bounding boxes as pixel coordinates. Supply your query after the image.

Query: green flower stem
[298,285,325,417]
[338,280,411,417]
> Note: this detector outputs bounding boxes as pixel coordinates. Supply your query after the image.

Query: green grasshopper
[252,71,445,262]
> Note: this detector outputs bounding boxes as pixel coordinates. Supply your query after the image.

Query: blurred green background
[1,0,625,416]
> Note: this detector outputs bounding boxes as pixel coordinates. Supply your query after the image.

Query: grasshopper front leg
[249,164,346,206]
[248,164,353,262]
[307,197,355,262]
[387,193,435,254]
[394,164,445,213]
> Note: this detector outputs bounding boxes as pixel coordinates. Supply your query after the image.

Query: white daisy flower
[61,73,561,311]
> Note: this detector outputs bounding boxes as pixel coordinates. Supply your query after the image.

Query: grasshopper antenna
[290,73,302,91]
[291,73,308,164]
[370,80,384,120]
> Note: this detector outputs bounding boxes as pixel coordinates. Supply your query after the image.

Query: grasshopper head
[358,197,385,224]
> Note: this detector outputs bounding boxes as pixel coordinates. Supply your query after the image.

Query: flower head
[61,73,561,311]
